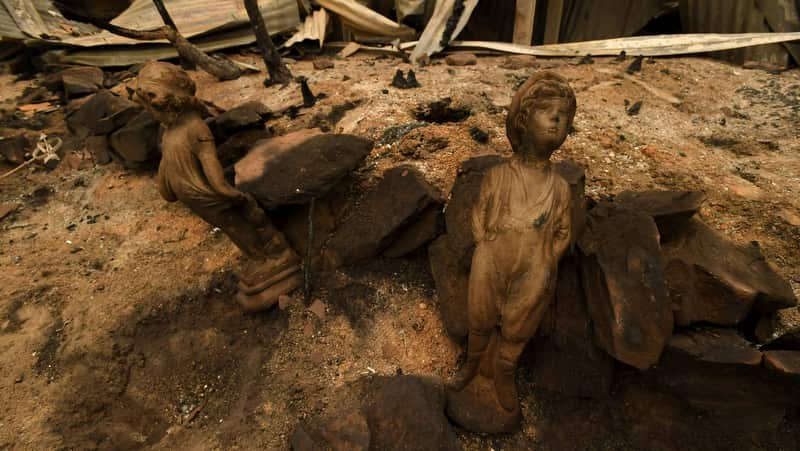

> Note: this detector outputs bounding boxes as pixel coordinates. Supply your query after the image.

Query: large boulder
[383,204,443,258]
[615,190,705,241]
[322,165,441,268]
[755,307,800,349]
[528,254,615,398]
[208,101,271,140]
[43,66,105,99]
[235,129,373,208]
[108,111,161,167]
[654,327,789,432]
[66,90,141,138]
[578,202,673,370]
[365,376,461,451]
[429,155,503,342]
[662,219,797,327]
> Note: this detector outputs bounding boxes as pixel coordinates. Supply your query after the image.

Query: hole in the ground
[413,98,471,123]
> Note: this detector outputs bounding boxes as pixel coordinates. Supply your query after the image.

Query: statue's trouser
[187,199,302,311]
[458,239,558,410]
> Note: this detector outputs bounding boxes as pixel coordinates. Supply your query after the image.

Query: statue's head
[135,61,199,124]
[506,71,576,159]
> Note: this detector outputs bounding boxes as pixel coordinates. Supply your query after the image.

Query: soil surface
[1,52,799,450]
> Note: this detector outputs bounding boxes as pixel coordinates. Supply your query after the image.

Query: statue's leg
[453,244,501,389]
[494,265,558,411]
[188,201,268,259]
[494,336,527,411]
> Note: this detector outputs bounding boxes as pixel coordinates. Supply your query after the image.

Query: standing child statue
[446,72,577,433]
[135,61,302,312]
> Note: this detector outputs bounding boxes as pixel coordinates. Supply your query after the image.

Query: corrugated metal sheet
[0,0,300,47]
[560,0,666,42]
[680,0,796,66]
[0,3,27,40]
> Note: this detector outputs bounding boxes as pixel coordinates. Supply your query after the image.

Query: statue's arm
[194,129,245,202]
[156,164,178,202]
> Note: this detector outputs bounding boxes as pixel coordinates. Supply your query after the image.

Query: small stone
[500,55,537,70]
[313,59,334,70]
[309,299,326,320]
[445,53,477,66]
[15,373,24,383]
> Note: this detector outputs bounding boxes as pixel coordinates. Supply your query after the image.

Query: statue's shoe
[236,270,302,312]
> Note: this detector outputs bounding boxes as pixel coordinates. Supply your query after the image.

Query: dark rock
[108,111,161,167]
[299,77,318,107]
[555,160,587,242]
[208,101,270,140]
[216,129,273,168]
[662,219,796,327]
[383,204,443,258]
[763,351,800,376]
[323,165,441,268]
[468,126,489,143]
[578,202,673,370]
[320,410,370,450]
[429,156,503,341]
[578,54,594,65]
[445,53,477,66]
[366,376,461,451]
[66,90,141,138]
[273,179,352,269]
[0,129,35,164]
[755,307,800,349]
[667,327,762,366]
[62,71,104,99]
[428,235,469,340]
[85,135,111,165]
[529,254,615,397]
[444,155,504,258]
[626,100,643,116]
[378,121,428,146]
[42,66,104,99]
[235,129,373,208]
[390,69,421,89]
[655,327,788,432]
[615,190,705,242]
[289,425,317,451]
[626,55,644,74]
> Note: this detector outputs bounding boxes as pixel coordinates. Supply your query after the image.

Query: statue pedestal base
[236,248,301,312]
[445,374,521,434]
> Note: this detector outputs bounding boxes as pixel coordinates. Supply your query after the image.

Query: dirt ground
[0,50,799,450]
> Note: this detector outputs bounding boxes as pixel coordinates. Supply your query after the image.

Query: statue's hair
[506,71,577,152]
[135,61,204,115]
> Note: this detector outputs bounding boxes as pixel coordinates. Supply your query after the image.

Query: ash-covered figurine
[447,72,577,433]
[135,61,301,311]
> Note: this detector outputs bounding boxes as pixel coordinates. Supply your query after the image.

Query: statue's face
[524,97,571,155]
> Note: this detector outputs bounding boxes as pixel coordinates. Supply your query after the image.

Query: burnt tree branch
[89,1,241,81]
[243,0,292,85]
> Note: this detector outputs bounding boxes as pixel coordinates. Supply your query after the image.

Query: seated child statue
[135,61,301,312]
[446,71,577,433]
